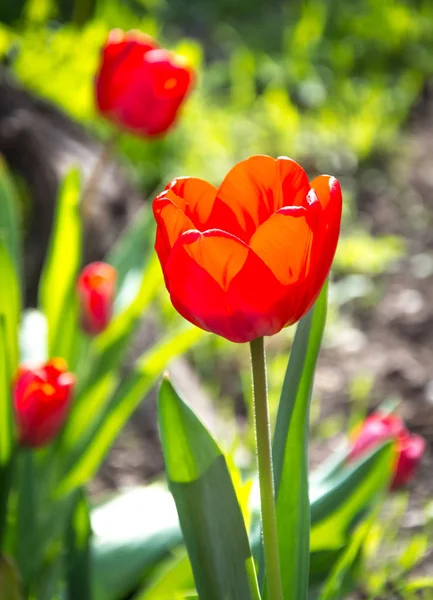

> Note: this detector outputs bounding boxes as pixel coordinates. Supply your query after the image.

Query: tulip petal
[118,52,194,135]
[77,263,116,336]
[162,177,218,230]
[310,175,342,286]
[249,201,319,286]
[153,196,196,270]
[170,229,249,293]
[14,370,43,409]
[205,155,311,242]
[165,229,288,342]
[96,37,154,113]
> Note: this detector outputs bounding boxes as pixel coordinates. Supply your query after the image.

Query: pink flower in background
[348,412,425,489]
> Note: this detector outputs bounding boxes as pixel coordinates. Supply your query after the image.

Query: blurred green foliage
[1,0,432,191]
[0,0,427,292]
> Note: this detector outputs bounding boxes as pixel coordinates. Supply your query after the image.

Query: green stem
[250,337,283,600]
[80,131,119,222]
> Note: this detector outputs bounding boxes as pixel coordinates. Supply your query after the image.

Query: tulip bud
[95,29,195,137]
[348,412,425,490]
[77,262,116,336]
[14,358,75,448]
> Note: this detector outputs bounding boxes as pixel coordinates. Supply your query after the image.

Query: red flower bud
[14,358,75,448]
[77,262,117,336]
[153,155,342,343]
[348,412,425,490]
[95,29,195,137]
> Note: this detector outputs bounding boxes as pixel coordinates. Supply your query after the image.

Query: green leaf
[159,381,219,483]
[0,273,16,547]
[310,443,393,527]
[400,578,433,593]
[105,205,155,314]
[15,451,39,587]
[38,169,81,362]
[0,162,21,272]
[310,443,393,552]
[0,316,14,467]
[133,551,194,600]
[158,378,260,600]
[0,463,13,550]
[270,284,328,599]
[397,534,428,573]
[0,241,20,379]
[55,326,203,496]
[65,489,92,600]
[319,510,379,600]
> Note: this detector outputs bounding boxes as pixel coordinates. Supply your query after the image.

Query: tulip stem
[80,131,119,221]
[250,337,283,600]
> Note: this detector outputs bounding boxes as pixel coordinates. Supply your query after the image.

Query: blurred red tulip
[77,262,116,336]
[95,29,195,137]
[153,155,342,343]
[348,412,425,489]
[14,358,75,448]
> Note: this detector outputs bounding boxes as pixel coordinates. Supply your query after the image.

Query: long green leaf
[134,551,194,600]
[0,316,14,467]
[55,327,203,496]
[310,443,393,526]
[319,507,380,600]
[0,316,14,547]
[38,169,81,362]
[0,242,20,380]
[310,443,393,553]
[0,161,21,272]
[65,489,92,600]
[15,451,39,587]
[105,206,155,315]
[0,252,17,551]
[158,378,260,600]
[270,284,328,599]
[308,442,393,590]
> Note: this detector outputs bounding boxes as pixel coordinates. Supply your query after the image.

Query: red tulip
[348,412,425,489]
[153,155,342,343]
[14,358,75,448]
[77,262,117,336]
[95,29,195,137]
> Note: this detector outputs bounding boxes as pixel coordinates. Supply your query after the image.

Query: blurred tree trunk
[0,70,143,306]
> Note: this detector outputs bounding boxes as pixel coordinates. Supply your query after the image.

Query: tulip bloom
[77,262,117,336]
[348,412,425,489]
[95,29,195,137]
[14,359,75,448]
[153,155,342,343]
